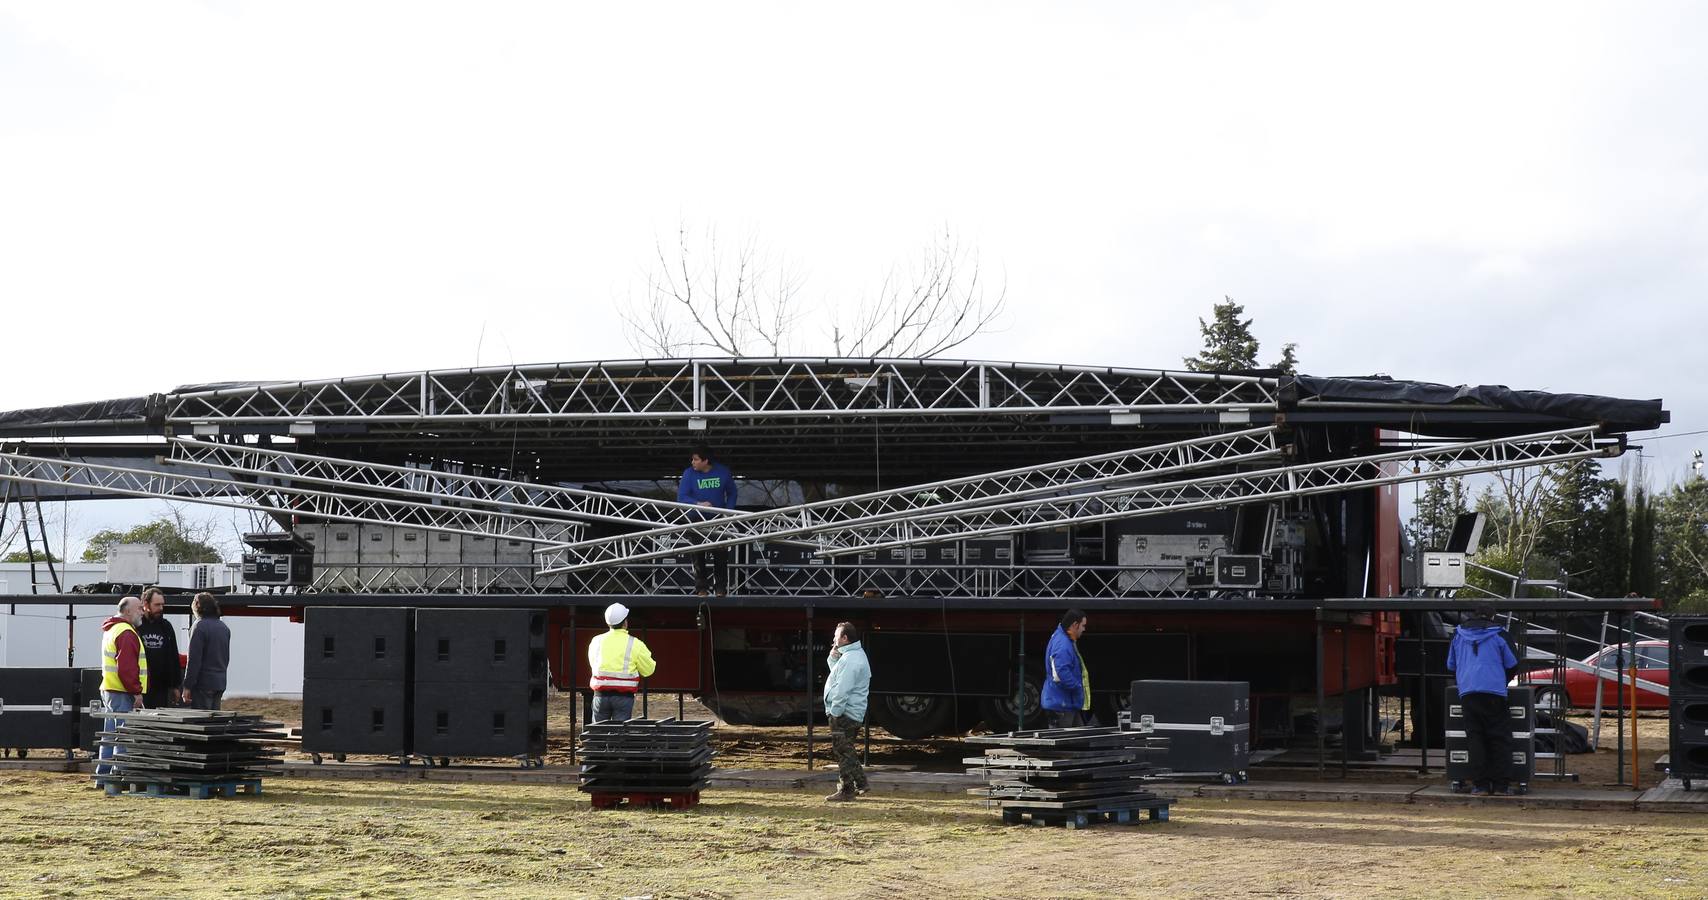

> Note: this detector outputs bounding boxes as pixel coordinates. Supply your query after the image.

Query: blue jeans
[190,690,223,711]
[591,692,635,723]
[95,690,135,777]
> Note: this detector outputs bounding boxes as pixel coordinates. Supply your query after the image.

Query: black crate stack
[1670,616,1708,790]
[1444,686,1536,794]
[963,727,1173,829]
[0,667,82,756]
[301,607,413,759]
[94,709,283,799]
[1128,680,1251,783]
[577,718,713,809]
[412,609,548,761]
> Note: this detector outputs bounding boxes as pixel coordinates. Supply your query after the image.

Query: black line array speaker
[413,609,546,684]
[302,678,412,756]
[1444,686,1535,789]
[0,667,81,751]
[302,607,415,756]
[412,682,548,758]
[304,607,412,681]
[410,609,547,758]
[1669,616,1708,786]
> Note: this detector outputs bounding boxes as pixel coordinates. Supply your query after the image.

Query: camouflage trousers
[828,714,868,793]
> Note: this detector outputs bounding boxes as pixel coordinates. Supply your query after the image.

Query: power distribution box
[241,552,313,586]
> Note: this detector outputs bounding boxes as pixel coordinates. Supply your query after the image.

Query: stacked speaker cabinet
[412,609,547,760]
[1444,686,1535,793]
[1128,680,1251,783]
[0,667,82,753]
[79,668,103,752]
[1670,616,1708,789]
[301,607,413,757]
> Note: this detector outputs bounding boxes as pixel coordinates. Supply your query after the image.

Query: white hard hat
[604,603,630,627]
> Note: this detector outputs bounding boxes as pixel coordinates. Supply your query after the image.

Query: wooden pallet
[587,790,701,810]
[998,797,1172,829]
[95,777,263,800]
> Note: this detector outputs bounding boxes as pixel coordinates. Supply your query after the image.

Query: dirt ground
[222,696,1677,789]
[1,772,1704,899]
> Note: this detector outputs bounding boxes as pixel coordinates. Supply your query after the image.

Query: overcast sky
[2,2,1704,555]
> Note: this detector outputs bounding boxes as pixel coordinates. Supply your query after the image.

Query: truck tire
[874,694,954,740]
[979,672,1044,734]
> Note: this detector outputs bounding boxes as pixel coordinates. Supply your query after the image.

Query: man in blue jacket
[1041,608,1091,729]
[677,445,739,596]
[822,621,871,802]
[1447,603,1520,795]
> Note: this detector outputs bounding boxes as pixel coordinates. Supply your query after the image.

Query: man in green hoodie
[822,621,871,803]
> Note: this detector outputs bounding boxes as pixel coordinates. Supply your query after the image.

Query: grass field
[2,771,1705,899]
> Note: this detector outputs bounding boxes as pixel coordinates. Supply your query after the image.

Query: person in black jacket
[181,593,232,711]
[136,587,182,709]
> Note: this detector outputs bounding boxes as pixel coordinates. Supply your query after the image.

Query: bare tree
[830,228,1005,358]
[621,222,1004,358]
[621,224,806,357]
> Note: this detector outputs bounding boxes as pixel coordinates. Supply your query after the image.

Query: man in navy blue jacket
[1041,608,1091,728]
[1447,603,1520,794]
[678,446,739,596]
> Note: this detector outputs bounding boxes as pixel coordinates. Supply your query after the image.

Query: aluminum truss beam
[161,358,1282,425]
[535,427,1286,573]
[538,426,1618,573]
[807,425,1619,557]
[164,438,737,530]
[0,451,575,542]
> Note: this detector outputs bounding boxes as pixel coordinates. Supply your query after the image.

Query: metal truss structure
[163,438,739,531]
[533,427,1285,572]
[161,359,1281,424]
[297,560,1197,601]
[0,451,576,543]
[538,426,1618,573]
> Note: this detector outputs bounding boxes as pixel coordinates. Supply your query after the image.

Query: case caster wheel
[310,753,324,765]
[440,757,450,768]
[16,749,27,760]
[1220,772,1237,785]
[1684,779,1693,792]
[333,753,347,763]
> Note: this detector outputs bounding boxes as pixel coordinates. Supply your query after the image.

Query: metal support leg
[1616,611,1626,786]
[1340,619,1349,778]
[1017,613,1026,732]
[1417,617,1428,776]
[1316,609,1326,777]
[805,604,815,771]
[568,612,577,765]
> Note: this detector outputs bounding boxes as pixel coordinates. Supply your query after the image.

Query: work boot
[824,788,856,803]
[855,784,870,796]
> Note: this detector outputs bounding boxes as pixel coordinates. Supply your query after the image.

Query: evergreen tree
[1599,481,1630,596]
[1183,297,1261,372]
[1654,475,1708,610]
[1629,483,1656,598]
[1406,469,1468,551]
[1272,342,1300,376]
[1536,460,1616,596]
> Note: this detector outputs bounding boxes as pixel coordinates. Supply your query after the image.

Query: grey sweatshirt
[183,617,232,694]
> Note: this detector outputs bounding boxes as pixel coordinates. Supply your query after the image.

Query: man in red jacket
[95,596,149,778]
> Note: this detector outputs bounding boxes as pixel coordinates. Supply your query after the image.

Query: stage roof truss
[533,427,1286,573]
[535,425,1618,573]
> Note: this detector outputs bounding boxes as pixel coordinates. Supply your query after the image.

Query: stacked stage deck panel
[577,718,713,809]
[95,709,284,799]
[964,726,1174,829]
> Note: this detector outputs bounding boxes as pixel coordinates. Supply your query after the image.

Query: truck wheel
[874,694,954,740]
[1534,688,1569,713]
[979,672,1044,734]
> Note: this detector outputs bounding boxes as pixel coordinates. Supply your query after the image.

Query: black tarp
[1289,375,1667,434]
[0,395,153,432]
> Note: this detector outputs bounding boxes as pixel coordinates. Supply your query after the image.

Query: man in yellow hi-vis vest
[95,596,149,777]
[588,603,656,723]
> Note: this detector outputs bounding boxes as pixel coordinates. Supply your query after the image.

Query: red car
[1514,640,1670,711]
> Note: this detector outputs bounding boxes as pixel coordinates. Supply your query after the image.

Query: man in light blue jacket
[822,621,872,802]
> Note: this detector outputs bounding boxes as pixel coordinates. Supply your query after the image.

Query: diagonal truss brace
[0,451,576,543]
[538,426,1617,573]
[163,438,740,530]
[535,427,1286,573]
[806,425,1620,557]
